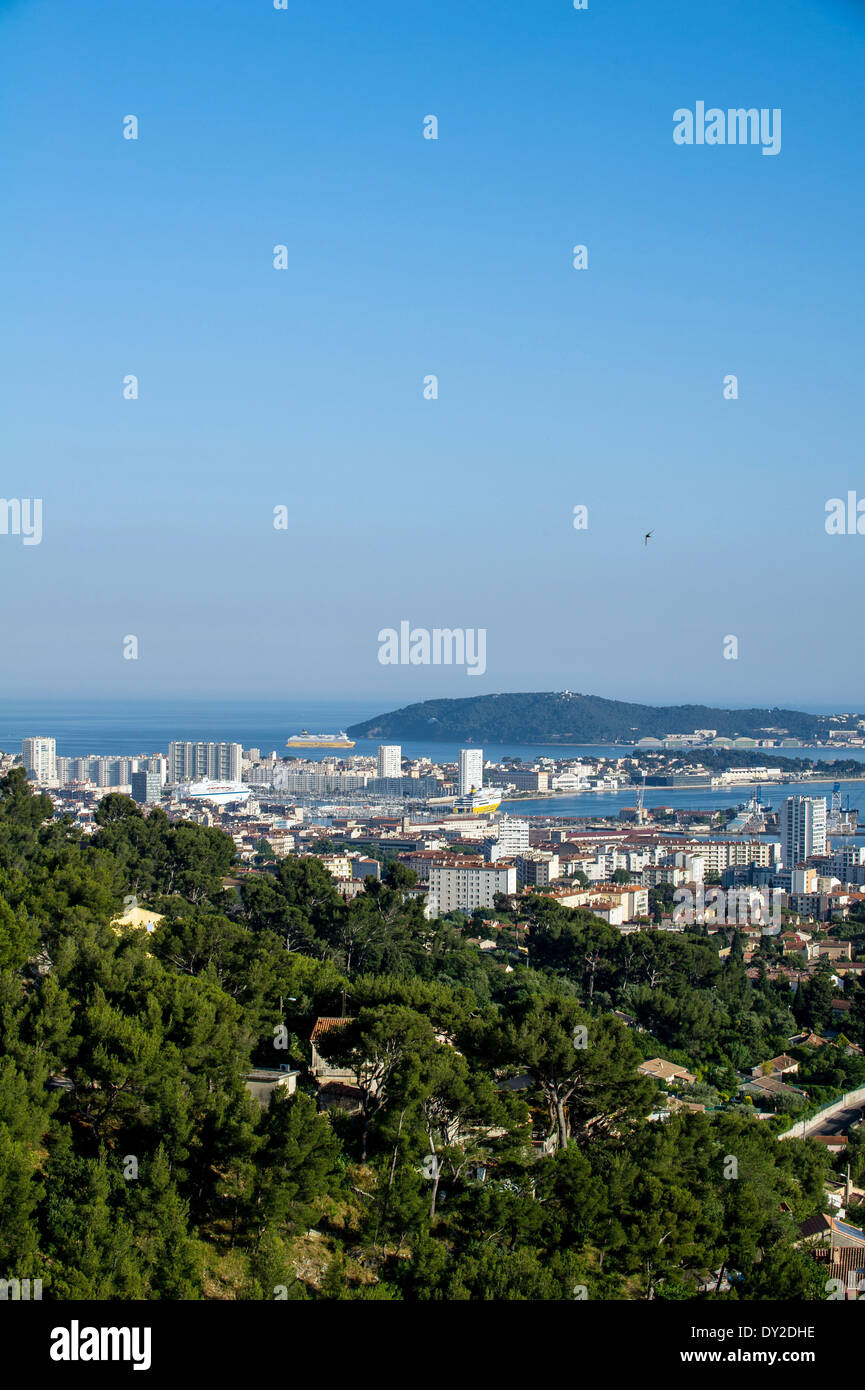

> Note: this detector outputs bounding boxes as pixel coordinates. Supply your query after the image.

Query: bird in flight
[644,530,653,546]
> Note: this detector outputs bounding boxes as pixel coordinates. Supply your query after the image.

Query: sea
[500,781,865,824]
[4,698,865,827]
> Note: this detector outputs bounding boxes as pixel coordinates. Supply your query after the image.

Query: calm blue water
[503,778,865,824]
[3,700,865,777]
[0,700,384,759]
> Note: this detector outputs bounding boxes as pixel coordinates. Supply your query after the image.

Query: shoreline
[500,773,865,803]
[357,738,865,753]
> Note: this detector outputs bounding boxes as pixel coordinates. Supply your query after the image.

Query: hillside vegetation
[347,692,844,744]
[2,768,862,1300]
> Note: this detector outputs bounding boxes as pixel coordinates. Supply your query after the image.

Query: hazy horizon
[0,692,861,717]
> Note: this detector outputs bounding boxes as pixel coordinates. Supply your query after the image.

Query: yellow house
[112,903,164,935]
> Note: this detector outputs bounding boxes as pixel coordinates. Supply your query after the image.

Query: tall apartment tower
[168,741,242,783]
[496,816,530,855]
[146,754,169,785]
[781,795,827,868]
[377,745,402,779]
[22,737,57,787]
[459,748,484,797]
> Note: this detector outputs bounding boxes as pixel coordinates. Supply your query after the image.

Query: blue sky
[0,0,863,709]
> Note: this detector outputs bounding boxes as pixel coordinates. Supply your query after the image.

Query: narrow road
[780,1097,865,1141]
[815,1104,864,1137]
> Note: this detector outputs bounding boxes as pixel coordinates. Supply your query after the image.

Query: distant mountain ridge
[346,692,857,744]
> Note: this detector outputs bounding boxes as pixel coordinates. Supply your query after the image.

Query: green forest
[2,767,862,1301]
[345,691,845,744]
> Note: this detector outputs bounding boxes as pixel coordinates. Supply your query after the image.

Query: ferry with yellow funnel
[286,729,356,750]
[453,787,503,815]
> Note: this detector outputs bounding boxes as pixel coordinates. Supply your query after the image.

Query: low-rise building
[111,903,164,935]
[500,770,549,792]
[515,852,560,887]
[638,1058,697,1085]
[751,1054,799,1079]
[244,1068,299,1107]
[317,854,353,881]
[428,862,517,916]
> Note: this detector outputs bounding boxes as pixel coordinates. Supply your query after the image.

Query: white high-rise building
[495,816,530,854]
[781,796,827,868]
[169,741,242,784]
[377,745,402,779]
[22,737,57,787]
[147,754,169,785]
[459,748,484,797]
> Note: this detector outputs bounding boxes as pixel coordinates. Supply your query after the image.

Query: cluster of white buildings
[14,731,865,936]
[21,738,253,797]
[21,737,168,793]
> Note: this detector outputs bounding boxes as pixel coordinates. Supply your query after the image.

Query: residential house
[244,1068,299,1108]
[638,1057,697,1085]
[112,903,164,935]
[751,1053,799,1079]
[309,1017,364,1112]
[799,1213,865,1298]
[310,1017,356,1080]
[740,1074,805,1105]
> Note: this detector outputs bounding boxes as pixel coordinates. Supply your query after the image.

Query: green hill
[346,692,848,744]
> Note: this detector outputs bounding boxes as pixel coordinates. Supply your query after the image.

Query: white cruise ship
[286,729,356,749]
[175,779,250,806]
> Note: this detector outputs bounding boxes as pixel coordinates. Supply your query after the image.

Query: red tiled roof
[812,1246,865,1286]
[310,1017,355,1041]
